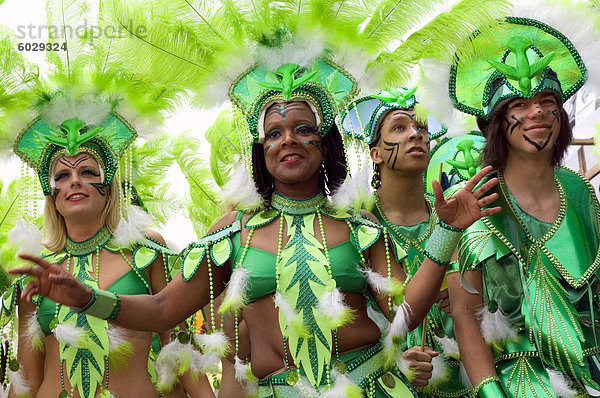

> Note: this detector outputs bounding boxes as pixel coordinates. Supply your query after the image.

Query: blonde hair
[43,177,121,252]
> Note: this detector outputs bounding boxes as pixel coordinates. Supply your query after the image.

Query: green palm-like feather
[172,134,221,237]
[131,134,179,224]
[205,109,243,187]
[278,213,333,388]
[374,0,510,86]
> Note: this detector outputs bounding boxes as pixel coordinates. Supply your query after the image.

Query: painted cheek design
[382,139,401,170]
[88,182,107,196]
[264,144,275,154]
[53,188,61,197]
[504,114,522,135]
[304,140,321,149]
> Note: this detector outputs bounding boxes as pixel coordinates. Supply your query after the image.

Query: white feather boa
[330,167,374,214]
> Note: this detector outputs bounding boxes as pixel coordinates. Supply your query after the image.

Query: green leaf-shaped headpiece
[450,17,586,118]
[14,113,136,196]
[229,58,357,143]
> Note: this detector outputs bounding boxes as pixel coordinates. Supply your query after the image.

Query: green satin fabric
[465,168,600,397]
[373,204,471,397]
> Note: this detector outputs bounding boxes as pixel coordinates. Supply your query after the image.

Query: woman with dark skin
[14,100,500,396]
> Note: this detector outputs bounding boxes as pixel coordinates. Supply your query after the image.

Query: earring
[371,164,381,189]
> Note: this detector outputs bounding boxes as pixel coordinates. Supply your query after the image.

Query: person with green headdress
[439,2,600,397]
[11,49,503,397]
[341,87,472,397]
[0,11,213,398]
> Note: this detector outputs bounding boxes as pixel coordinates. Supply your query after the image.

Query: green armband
[423,221,463,266]
[72,288,121,320]
[473,376,508,398]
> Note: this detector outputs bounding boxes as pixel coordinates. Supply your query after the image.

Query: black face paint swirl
[89,182,107,196]
[264,144,274,154]
[395,111,414,120]
[382,139,401,170]
[523,134,553,151]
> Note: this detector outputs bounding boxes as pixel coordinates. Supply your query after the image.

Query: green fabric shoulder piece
[321,206,352,220]
[181,220,241,281]
[244,208,280,228]
[349,215,382,252]
[458,218,511,275]
[132,246,158,271]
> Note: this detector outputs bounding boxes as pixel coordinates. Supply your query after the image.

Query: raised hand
[432,165,501,230]
[10,254,92,307]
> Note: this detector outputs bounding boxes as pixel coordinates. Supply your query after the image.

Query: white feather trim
[53,323,87,348]
[478,306,517,344]
[7,369,31,397]
[361,268,402,297]
[433,335,460,358]
[546,368,577,398]
[274,292,305,335]
[321,368,359,397]
[316,287,350,325]
[511,0,600,98]
[389,301,413,339]
[220,163,263,211]
[196,52,253,107]
[194,331,229,355]
[107,326,127,349]
[7,217,42,256]
[234,356,250,383]
[220,267,250,314]
[112,205,154,246]
[330,167,374,213]
[367,304,390,332]
[191,351,221,374]
[41,94,111,128]
[115,102,164,140]
[155,339,193,389]
[25,312,45,352]
[429,355,449,387]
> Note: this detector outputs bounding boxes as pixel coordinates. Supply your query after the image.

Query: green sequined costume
[458,167,600,397]
[373,193,472,398]
[179,191,417,397]
[1,228,179,398]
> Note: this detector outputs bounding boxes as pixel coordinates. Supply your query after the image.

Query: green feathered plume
[131,134,179,224]
[172,134,222,238]
[205,109,244,187]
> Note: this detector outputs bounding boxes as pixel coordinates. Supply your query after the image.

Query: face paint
[523,132,553,151]
[382,139,402,170]
[264,144,274,154]
[58,154,89,169]
[53,188,61,197]
[304,140,321,149]
[88,182,107,196]
[504,115,522,135]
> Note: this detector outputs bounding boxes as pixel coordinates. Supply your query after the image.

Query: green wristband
[72,288,121,320]
[473,376,508,398]
[423,222,463,266]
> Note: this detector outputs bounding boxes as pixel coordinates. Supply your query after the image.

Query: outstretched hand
[10,254,92,307]
[432,165,501,230]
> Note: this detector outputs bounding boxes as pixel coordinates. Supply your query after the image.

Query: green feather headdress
[450,5,599,118]
[230,59,358,143]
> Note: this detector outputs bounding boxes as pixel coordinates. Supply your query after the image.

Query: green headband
[14,113,136,196]
[450,16,587,118]
[229,58,358,143]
